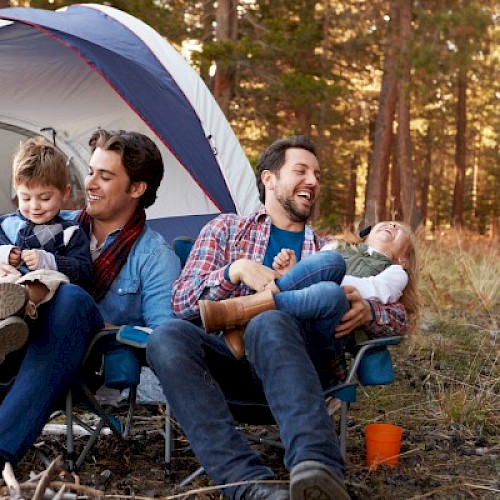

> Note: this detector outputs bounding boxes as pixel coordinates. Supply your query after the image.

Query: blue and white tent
[0,3,260,242]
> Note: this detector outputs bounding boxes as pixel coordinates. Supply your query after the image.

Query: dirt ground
[3,319,499,499]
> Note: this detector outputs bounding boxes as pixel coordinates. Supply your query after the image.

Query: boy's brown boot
[199,289,276,332]
[223,327,246,360]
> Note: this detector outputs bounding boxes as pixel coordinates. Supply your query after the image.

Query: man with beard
[147,136,406,500]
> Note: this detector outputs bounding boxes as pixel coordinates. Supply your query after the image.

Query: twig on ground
[2,462,21,497]
[408,481,500,499]
[32,456,63,500]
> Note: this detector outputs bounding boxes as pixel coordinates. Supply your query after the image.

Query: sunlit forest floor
[5,232,499,499]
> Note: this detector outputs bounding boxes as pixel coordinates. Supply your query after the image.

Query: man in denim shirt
[77,129,181,330]
[0,130,181,472]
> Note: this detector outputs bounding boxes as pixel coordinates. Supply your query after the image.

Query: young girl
[199,221,421,386]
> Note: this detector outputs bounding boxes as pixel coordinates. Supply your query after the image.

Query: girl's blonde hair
[396,224,422,334]
[13,136,69,191]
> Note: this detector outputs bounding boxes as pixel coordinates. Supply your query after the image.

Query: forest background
[0,2,498,498]
[3,0,499,235]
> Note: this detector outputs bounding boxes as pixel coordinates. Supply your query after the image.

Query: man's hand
[21,249,40,270]
[0,263,22,278]
[228,259,278,292]
[8,247,21,267]
[272,248,297,277]
[335,285,373,338]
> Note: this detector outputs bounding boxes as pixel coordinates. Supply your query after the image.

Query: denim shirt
[97,225,181,329]
[61,210,181,329]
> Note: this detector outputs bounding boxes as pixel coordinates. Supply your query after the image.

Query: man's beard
[277,192,314,223]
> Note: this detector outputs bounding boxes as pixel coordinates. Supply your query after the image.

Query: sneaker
[0,283,28,320]
[290,461,350,500]
[0,317,29,363]
[241,483,290,499]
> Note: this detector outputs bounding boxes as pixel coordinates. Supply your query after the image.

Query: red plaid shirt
[172,208,407,338]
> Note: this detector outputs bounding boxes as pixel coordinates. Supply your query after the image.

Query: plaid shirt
[172,208,407,339]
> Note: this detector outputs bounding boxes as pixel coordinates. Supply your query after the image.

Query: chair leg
[179,466,205,488]
[65,390,75,471]
[124,385,137,438]
[75,409,112,470]
[81,385,122,435]
[164,402,172,479]
[339,400,349,460]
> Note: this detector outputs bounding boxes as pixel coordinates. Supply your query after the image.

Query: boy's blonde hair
[13,136,69,191]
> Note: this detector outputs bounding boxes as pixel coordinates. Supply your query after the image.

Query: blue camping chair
[44,328,141,471]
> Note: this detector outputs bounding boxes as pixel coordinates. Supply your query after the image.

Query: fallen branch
[32,457,63,500]
[2,462,21,495]
[0,481,104,498]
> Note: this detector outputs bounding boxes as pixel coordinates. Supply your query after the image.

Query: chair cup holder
[356,346,395,386]
[104,347,141,390]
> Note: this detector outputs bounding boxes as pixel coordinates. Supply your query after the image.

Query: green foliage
[20,0,500,233]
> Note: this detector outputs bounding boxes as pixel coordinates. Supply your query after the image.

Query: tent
[0,3,260,242]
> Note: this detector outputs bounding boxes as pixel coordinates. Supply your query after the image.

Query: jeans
[0,284,104,463]
[147,312,345,500]
[275,250,349,349]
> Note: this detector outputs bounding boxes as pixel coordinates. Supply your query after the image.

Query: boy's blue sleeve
[0,215,14,245]
[54,227,92,287]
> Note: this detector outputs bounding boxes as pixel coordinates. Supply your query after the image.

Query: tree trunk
[396,0,420,229]
[452,69,467,228]
[420,126,432,226]
[390,139,401,220]
[364,3,398,226]
[346,154,359,231]
[0,0,9,7]
[213,0,237,116]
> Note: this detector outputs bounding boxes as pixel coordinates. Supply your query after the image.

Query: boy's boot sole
[290,461,350,500]
[0,317,29,363]
[0,283,28,320]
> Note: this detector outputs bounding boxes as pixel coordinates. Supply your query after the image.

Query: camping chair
[325,335,401,458]
[43,328,145,472]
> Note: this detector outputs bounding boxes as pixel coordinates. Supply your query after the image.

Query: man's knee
[147,319,198,368]
[52,284,93,310]
[246,310,302,347]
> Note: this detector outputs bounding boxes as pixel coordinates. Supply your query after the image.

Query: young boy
[0,136,92,363]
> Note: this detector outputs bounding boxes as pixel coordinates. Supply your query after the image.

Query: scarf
[79,208,146,302]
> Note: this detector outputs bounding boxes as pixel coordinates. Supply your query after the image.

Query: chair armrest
[356,336,401,348]
[344,336,401,385]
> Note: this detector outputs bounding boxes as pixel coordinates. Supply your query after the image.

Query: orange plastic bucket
[365,423,403,470]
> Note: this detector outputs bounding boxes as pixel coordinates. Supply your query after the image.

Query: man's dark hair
[256,135,317,204]
[89,129,164,209]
